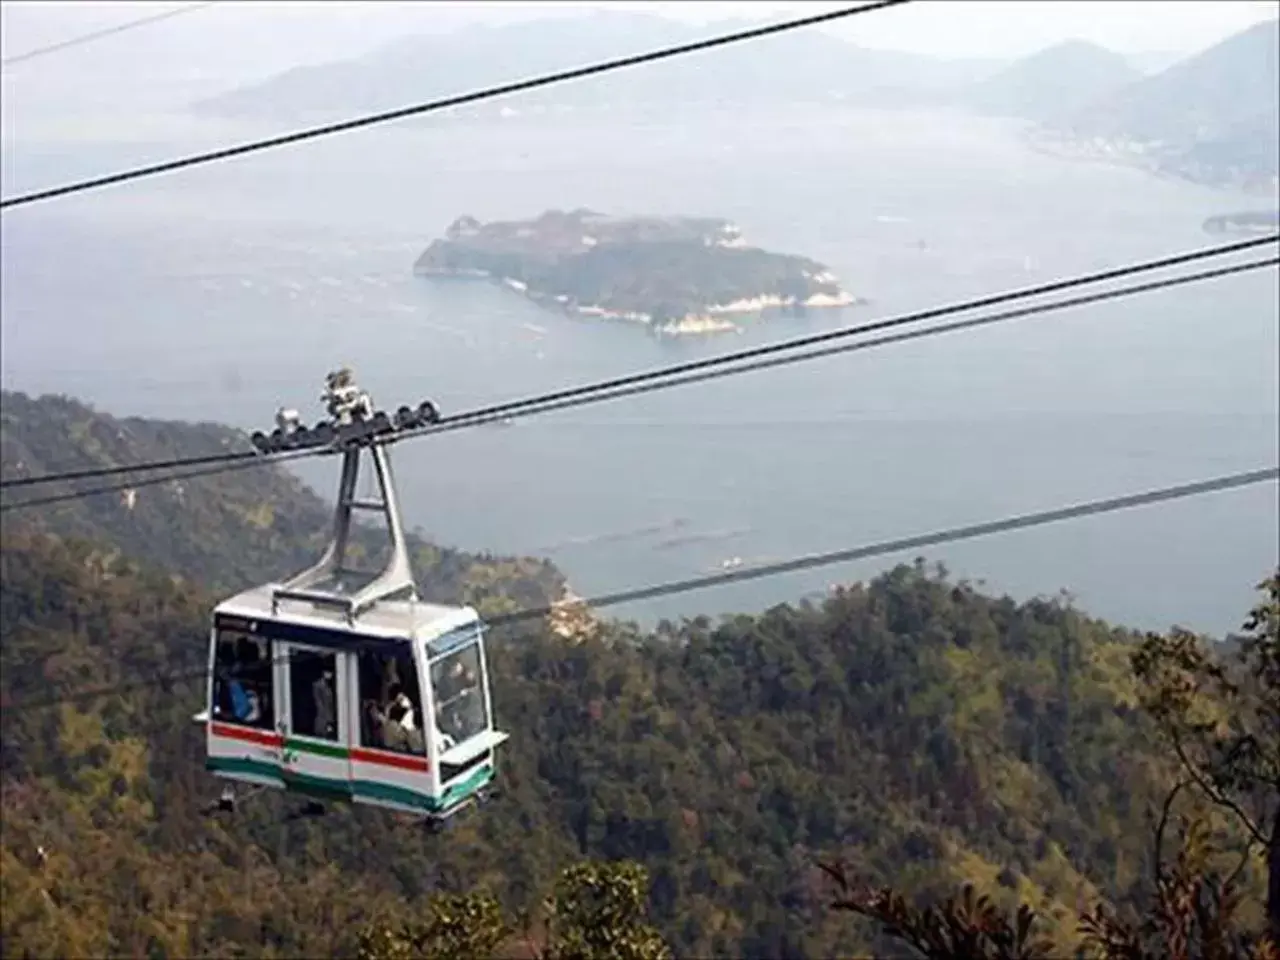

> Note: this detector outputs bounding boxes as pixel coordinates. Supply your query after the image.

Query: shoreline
[414,267,866,337]
[1022,130,1280,197]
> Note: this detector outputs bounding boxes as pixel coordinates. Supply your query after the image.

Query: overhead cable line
[3,235,1276,495]
[1,448,312,513]
[1,2,219,68]
[2,254,1276,511]
[496,466,1279,622]
[11,464,1277,711]
[0,0,911,210]
[399,254,1280,439]
[3,255,1274,513]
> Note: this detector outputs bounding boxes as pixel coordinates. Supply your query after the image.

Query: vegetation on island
[414,209,854,333]
[1,393,1275,958]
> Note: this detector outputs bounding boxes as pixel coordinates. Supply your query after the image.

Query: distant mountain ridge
[962,40,1142,125]
[191,10,1001,122]
[1032,19,1280,192]
[189,11,1277,193]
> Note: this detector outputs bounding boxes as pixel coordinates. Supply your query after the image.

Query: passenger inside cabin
[234,637,265,722]
[366,699,410,752]
[357,650,426,756]
[379,657,401,707]
[229,674,260,723]
[312,667,336,739]
[435,699,456,754]
[386,685,425,753]
[213,634,271,728]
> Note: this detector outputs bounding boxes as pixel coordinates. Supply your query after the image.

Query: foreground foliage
[1129,574,1279,938]
[355,861,671,960]
[4,525,1268,956]
[823,573,1280,959]
[1,394,1272,957]
[824,816,1275,959]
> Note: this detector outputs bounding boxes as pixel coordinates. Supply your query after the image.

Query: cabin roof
[213,583,477,642]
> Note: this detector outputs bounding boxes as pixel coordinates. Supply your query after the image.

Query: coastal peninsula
[1202,209,1279,236]
[413,209,859,335]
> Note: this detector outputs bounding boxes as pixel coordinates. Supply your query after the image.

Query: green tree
[355,862,671,960]
[819,862,1056,960]
[820,575,1280,959]
[1130,571,1280,939]
[356,892,510,960]
[1079,817,1268,960]
[822,817,1271,959]
[543,861,671,960]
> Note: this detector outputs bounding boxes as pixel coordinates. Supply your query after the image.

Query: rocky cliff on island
[413,209,859,335]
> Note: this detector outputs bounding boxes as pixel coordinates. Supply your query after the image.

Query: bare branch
[1154,780,1191,887]
[1171,729,1268,847]
[1223,842,1253,891]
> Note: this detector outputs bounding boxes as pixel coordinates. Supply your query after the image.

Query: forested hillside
[0,395,1271,957]
[0,390,565,615]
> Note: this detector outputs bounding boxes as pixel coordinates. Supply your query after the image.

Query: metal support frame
[270,370,419,623]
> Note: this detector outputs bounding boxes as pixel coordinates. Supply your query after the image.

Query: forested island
[413,209,859,335]
[1,390,1275,957]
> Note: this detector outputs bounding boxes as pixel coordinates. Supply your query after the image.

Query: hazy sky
[1,0,1277,138]
[2,0,1277,71]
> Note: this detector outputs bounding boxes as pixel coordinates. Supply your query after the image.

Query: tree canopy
[0,393,1272,957]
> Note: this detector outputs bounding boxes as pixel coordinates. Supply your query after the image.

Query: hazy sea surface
[2,104,1277,634]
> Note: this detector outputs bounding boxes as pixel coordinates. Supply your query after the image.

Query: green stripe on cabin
[440,764,494,805]
[206,757,494,813]
[207,757,283,782]
[352,778,436,810]
[284,737,348,760]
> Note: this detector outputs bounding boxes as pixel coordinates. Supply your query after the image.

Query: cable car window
[211,631,274,730]
[429,641,489,749]
[357,649,426,756]
[289,648,338,741]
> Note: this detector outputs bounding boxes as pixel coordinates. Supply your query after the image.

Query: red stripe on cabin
[211,722,283,748]
[350,746,430,773]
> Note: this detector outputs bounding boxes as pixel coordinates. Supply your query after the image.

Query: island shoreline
[413,209,866,337]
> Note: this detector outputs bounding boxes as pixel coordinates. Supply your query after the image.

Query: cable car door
[276,642,353,803]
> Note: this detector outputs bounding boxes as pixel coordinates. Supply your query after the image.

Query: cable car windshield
[428,626,489,749]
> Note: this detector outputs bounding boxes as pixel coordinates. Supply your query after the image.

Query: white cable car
[194,369,508,825]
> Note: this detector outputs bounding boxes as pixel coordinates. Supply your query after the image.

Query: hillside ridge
[0,388,566,616]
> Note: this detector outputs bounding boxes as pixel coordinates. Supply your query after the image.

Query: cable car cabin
[196,369,509,824]
[205,590,506,820]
